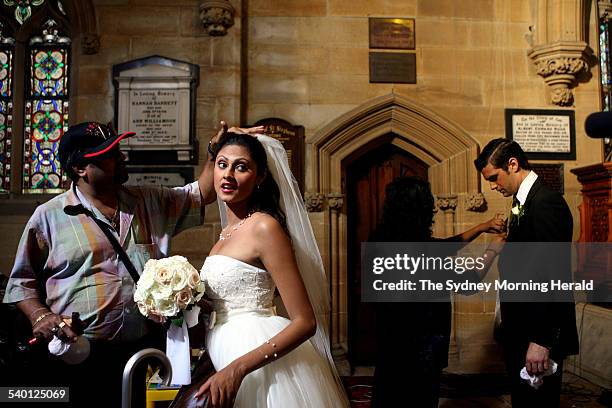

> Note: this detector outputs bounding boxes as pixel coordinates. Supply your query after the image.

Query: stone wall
[0,0,608,375]
[0,0,242,273]
[246,0,603,373]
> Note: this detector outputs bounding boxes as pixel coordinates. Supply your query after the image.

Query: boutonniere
[510,204,525,225]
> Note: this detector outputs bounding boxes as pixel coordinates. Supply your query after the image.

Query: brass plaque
[254,117,305,195]
[369,52,416,84]
[369,18,415,50]
[531,163,564,194]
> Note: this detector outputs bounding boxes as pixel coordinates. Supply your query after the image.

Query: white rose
[133,287,146,303]
[187,270,200,289]
[136,301,149,316]
[511,206,520,215]
[151,285,173,301]
[154,266,174,286]
[136,269,156,292]
[194,282,206,301]
[155,298,179,317]
[136,297,155,317]
[175,288,193,309]
[171,269,189,291]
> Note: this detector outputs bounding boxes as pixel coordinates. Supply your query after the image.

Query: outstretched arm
[195,216,316,407]
[445,213,506,243]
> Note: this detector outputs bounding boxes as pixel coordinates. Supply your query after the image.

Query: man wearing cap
[3,121,262,407]
[474,138,578,407]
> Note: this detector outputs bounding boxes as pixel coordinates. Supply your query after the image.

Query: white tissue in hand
[519,360,558,389]
[48,336,91,365]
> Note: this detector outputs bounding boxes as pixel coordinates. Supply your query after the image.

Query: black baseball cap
[58,121,135,169]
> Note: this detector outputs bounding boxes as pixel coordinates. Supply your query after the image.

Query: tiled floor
[345,370,610,407]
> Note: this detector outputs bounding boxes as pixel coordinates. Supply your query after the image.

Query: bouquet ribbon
[166,306,200,385]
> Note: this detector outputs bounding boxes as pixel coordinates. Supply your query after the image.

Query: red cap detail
[83,132,135,158]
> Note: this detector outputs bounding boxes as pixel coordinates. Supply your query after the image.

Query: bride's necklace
[219,211,254,241]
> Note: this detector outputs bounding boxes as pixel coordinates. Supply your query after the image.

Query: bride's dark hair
[213,132,287,231]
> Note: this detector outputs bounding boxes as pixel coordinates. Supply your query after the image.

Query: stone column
[326,192,346,361]
[527,0,596,106]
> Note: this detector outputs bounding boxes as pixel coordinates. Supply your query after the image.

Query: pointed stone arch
[306,92,483,356]
[308,92,481,197]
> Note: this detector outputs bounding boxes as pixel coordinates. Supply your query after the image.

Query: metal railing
[122,348,172,408]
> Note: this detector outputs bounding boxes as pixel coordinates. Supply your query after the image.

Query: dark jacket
[498,177,579,357]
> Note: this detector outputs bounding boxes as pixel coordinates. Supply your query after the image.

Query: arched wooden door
[345,140,428,367]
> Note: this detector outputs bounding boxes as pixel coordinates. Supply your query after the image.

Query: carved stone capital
[465,192,487,212]
[436,194,458,212]
[305,192,324,212]
[528,41,595,106]
[326,193,344,211]
[600,1,612,19]
[199,0,235,37]
[81,32,100,55]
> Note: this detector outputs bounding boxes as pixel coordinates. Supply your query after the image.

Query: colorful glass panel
[29,48,68,98]
[3,0,46,26]
[0,45,13,193]
[600,18,612,160]
[0,100,13,192]
[23,99,67,193]
[0,47,12,98]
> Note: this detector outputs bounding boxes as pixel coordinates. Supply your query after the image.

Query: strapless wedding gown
[200,254,348,407]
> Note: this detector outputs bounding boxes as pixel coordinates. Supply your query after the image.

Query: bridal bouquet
[134,255,205,326]
[134,255,205,385]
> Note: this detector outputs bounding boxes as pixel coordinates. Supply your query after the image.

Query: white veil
[218,134,348,403]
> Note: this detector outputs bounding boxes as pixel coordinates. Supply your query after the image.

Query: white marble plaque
[114,56,199,162]
[129,89,179,145]
[512,114,571,153]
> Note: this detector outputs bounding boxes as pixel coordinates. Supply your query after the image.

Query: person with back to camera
[193,131,350,407]
[370,176,506,408]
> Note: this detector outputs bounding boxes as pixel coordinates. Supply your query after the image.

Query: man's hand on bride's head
[227,124,265,135]
[210,121,266,150]
[214,120,265,139]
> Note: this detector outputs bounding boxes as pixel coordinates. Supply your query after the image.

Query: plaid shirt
[3,182,203,342]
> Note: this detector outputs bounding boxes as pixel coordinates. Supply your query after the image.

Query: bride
[194,129,349,408]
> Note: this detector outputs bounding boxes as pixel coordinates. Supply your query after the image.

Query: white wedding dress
[201,254,348,407]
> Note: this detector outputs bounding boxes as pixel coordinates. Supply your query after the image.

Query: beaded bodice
[200,255,276,314]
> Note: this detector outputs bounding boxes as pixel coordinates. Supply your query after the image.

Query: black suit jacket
[498,177,579,357]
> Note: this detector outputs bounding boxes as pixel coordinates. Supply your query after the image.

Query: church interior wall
[0,0,609,379]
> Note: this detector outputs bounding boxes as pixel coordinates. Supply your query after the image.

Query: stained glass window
[0,23,13,193]
[22,19,69,194]
[599,16,612,161]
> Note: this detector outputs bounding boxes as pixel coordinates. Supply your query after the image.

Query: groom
[474,139,579,407]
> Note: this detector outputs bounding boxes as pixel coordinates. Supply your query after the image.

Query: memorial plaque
[369,52,416,84]
[128,90,179,145]
[531,163,564,194]
[505,109,576,160]
[125,166,194,188]
[369,18,415,49]
[113,56,200,164]
[254,118,305,195]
